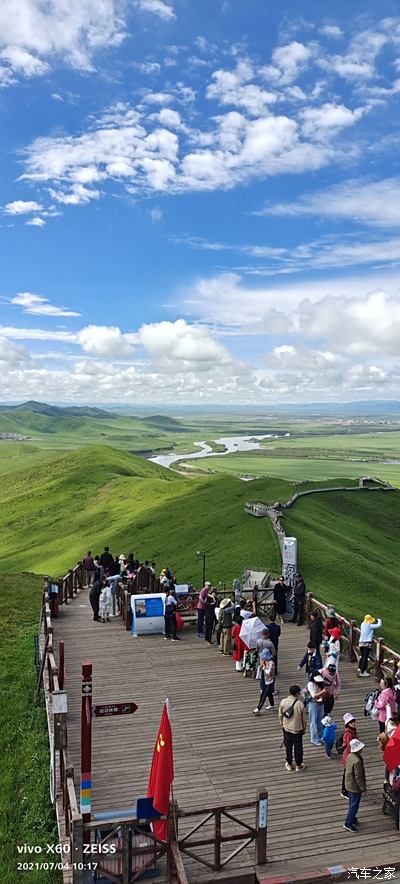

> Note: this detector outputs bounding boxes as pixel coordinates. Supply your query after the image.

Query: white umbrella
[239,616,265,650]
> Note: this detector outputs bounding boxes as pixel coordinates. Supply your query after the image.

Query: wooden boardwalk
[53,589,400,882]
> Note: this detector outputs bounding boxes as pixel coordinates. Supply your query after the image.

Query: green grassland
[0,575,60,884]
[1,439,400,649]
[282,490,400,649]
[0,445,282,580]
[183,453,400,485]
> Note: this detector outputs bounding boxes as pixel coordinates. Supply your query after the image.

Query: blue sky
[1,0,400,404]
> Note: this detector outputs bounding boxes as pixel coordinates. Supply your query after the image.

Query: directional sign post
[80,662,92,841]
[80,663,138,844]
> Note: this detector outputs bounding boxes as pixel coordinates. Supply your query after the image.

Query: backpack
[364,688,380,718]
[335,731,344,755]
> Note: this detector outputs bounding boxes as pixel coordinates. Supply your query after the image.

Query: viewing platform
[42,572,400,884]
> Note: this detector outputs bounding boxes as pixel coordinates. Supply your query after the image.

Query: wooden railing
[171,792,268,875]
[38,580,83,883]
[80,791,267,884]
[119,584,276,631]
[306,593,400,680]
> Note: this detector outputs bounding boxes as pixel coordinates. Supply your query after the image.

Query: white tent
[239,616,265,650]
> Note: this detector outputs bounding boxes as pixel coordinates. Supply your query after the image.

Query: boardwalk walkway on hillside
[53,589,400,882]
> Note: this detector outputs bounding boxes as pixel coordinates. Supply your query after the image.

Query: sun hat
[260,648,273,660]
[350,738,365,753]
[343,713,355,725]
[119,554,125,560]
[329,627,341,640]
[204,581,212,586]
[364,614,376,624]
[220,598,232,609]
[313,674,325,684]
[327,607,336,617]
[321,715,332,726]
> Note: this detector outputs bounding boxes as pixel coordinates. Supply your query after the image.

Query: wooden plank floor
[53,589,400,882]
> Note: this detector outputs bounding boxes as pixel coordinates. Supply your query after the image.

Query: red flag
[384,724,400,773]
[147,701,174,840]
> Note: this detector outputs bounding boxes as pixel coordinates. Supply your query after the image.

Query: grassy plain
[0,575,60,884]
[183,452,400,485]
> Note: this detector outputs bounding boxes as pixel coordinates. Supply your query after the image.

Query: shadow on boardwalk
[53,590,400,881]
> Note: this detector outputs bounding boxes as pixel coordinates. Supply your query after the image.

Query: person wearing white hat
[343,738,366,832]
[218,597,234,655]
[340,713,358,798]
[307,672,327,746]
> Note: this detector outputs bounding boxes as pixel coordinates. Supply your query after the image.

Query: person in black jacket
[100,546,113,571]
[291,574,306,626]
[90,577,106,622]
[273,576,289,624]
[309,610,323,649]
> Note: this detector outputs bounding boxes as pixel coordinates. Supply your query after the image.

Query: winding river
[149,433,285,470]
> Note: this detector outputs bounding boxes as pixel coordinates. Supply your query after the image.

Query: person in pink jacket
[374,677,397,734]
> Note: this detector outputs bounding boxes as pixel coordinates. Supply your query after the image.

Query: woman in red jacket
[232,616,246,671]
[340,713,358,798]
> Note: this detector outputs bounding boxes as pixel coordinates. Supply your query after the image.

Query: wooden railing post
[68,569,74,600]
[349,620,357,662]
[167,802,179,883]
[214,808,222,870]
[59,640,65,690]
[375,637,384,680]
[72,816,83,884]
[77,562,83,589]
[122,823,130,884]
[306,592,313,625]
[255,789,268,866]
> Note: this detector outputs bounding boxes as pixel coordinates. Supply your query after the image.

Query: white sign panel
[282,537,297,587]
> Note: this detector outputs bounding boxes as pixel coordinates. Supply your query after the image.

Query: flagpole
[165,698,178,840]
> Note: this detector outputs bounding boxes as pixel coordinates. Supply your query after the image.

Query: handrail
[306,593,400,680]
[40,579,83,882]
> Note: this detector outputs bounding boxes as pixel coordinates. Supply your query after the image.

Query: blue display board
[131,593,166,636]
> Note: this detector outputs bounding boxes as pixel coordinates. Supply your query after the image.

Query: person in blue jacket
[321,715,337,758]
[297,641,322,677]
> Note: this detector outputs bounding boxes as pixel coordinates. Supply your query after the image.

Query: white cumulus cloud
[78,325,134,357]
[138,319,229,363]
[4,199,43,215]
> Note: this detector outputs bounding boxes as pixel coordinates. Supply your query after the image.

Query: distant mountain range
[0,400,117,420]
[1,399,400,419]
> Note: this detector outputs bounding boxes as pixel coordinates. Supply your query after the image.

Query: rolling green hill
[2,426,400,647]
[283,489,400,648]
[0,400,116,419]
[0,445,281,579]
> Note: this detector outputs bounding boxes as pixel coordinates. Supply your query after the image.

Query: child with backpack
[339,713,358,798]
[321,715,337,758]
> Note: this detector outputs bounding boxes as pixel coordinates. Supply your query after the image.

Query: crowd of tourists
[192,576,400,835]
[82,549,400,834]
[83,548,159,623]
